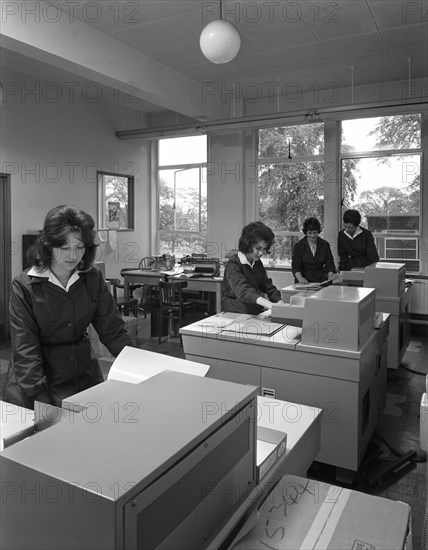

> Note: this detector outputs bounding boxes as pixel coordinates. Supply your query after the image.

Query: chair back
[139,257,155,270]
[106,278,120,301]
[158,280,188,308]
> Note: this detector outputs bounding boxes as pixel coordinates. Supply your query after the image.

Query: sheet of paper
[221,315,285,336]
[108,346,210,384]
[108,229,117,250]
[196,311,242,330]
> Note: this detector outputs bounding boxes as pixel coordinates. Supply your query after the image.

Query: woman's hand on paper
[258,309,272,319]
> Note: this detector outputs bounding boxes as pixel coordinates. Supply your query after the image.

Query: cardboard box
[256,425,287,482]
[232,474,411,549]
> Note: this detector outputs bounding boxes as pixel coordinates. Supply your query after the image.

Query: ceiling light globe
[199,20,241,64]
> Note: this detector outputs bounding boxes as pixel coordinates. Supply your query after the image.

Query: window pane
[259,161,325,232]
[158,167,207,257]
[159,135,207,166]
[259,123,324,158]
[175,168,201,232]
[342,114,421,152]
[258,161,324,263]
[341,155,420,232]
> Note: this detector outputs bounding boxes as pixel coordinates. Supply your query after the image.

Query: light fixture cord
[350,65,354,104]
[233,82,236,118]
[407,57,411,98]
[219,0,223,20]
[277,77,280,113]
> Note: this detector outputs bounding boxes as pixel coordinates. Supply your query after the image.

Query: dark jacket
[4,267,132,409]
[221,254,281,314]
[338,227,379,271]
[292,236,335,283]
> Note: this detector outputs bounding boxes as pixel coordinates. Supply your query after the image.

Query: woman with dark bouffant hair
[292,217,336,284]
[3,205,132,409]
[338,209,379,271]
[222,221,283,315]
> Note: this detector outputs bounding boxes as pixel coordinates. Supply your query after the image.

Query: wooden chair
[139,256,155,270]
[105,277,145,319]
[157,280,197,344]
[118,259,155,314]
[135,256,159,306]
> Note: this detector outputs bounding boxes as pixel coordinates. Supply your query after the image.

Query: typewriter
[181,254,220,278]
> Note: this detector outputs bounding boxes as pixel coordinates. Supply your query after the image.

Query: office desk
[122,269,166,299]
[181,313,389,473]
[123,270,224,313]
[170,275,223,313]
[208,396,322,550]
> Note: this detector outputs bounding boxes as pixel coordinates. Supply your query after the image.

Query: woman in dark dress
[292,217,336,283]
[222,221,283,315]
[338,209,379,271]
[3,205,133,409]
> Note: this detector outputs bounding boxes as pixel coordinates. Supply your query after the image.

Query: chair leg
[158,308,162,345]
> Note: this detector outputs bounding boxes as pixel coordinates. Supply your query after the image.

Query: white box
[364,262,406,299]
[300,286,375,351]
[256,426,287,482]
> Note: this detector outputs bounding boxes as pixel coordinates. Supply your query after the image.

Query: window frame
[157,135,208,256]
[256,122,326,263]
[339,113,422,272]
[97,170,135,231]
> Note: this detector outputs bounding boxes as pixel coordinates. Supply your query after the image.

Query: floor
[1,310,427,549]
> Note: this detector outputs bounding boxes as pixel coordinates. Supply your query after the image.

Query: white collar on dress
[238,251,255,268]
[27,266,82,292]
[344,226,363,240]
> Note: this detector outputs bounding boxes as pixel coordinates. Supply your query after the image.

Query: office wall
[207,130,257,256]
[1,70,151,280]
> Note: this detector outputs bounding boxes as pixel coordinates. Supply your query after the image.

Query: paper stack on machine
[231,474,411,550]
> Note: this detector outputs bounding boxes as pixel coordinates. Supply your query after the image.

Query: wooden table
[122,269,166,298]
[123,270,224,313]
[169,275,223,314]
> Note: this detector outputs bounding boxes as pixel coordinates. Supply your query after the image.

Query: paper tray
[256,425,287,482]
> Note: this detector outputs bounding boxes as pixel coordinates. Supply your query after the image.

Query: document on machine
[220,314,285,337]
[107,346,210,384]
[195,311,243,330]
[294,279,331,291]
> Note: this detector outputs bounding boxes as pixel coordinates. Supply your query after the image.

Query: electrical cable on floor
[374,431,427,463]
[400,363,428,375]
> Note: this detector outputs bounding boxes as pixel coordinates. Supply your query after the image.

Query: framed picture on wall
[107,201,120,228]
[97,171,134,231]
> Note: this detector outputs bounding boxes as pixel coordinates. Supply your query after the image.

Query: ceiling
[1,0,427,124]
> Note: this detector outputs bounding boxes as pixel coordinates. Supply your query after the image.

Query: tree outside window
[341,114,421,272]
[158,136,207,257]
[258,123,327,263]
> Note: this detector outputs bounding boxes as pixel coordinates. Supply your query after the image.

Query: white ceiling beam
[0,2,229,121]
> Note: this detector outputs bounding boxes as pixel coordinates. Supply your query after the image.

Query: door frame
[0,173,12,340]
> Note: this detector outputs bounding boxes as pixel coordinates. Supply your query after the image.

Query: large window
[258,123,324,263]
[341,114,421,272]
[158,136,207,256]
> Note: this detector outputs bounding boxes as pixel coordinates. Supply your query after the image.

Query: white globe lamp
[200,19,241,64]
